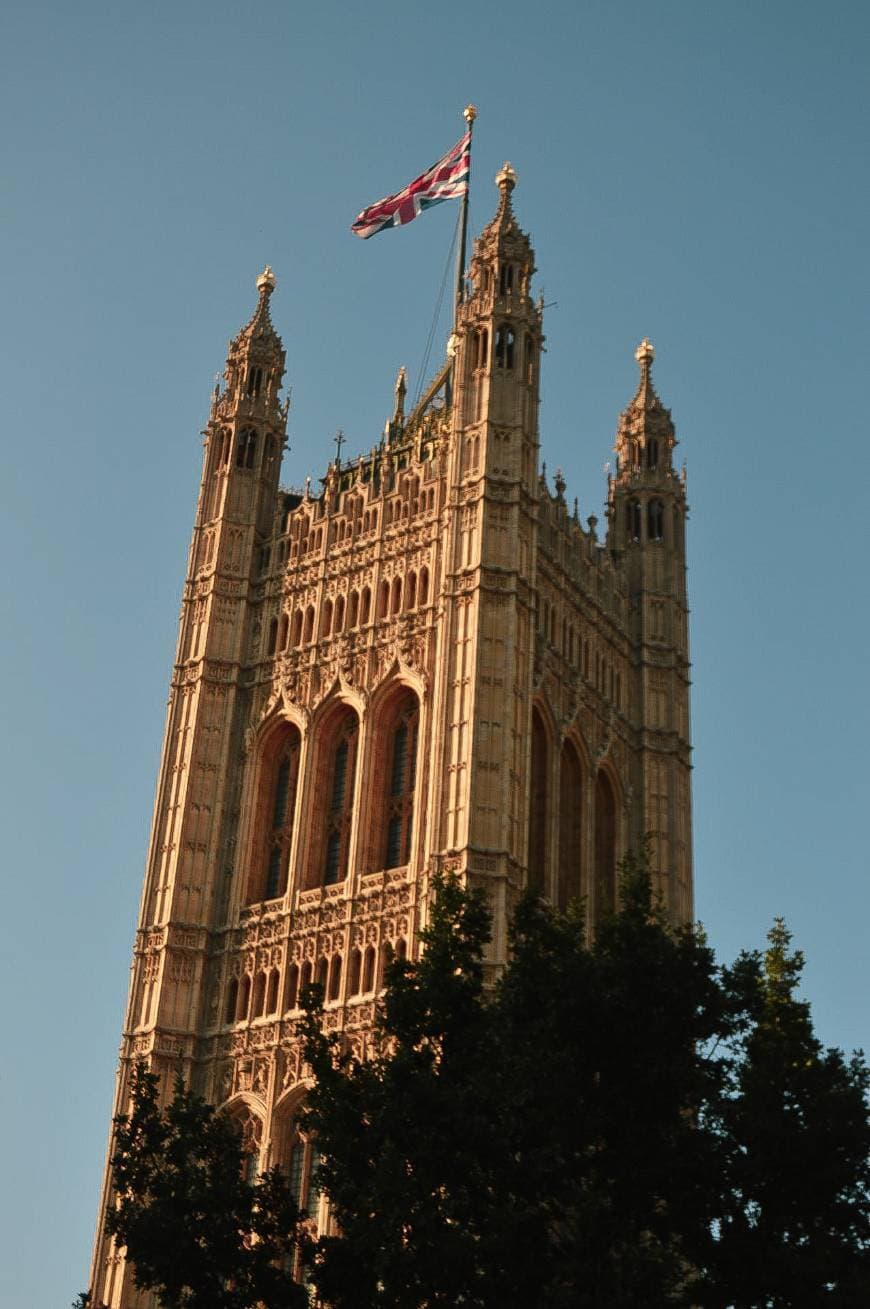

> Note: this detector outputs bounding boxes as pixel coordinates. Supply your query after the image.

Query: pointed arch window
[626,499,641,541]
[646,438,659,470]
[251,726,301,903]
[236,428,257,470]
[232,1107,264,1185]
[495,326,515,370]
[648,499,664,541]
[528,708,548,892]
[246,366,263,398]
[321,711,359,886]
[499,264,514,294]
[280,1118,322,1220]
[594,770,617,923]
[378,692,420,870]
[558,741,584,912]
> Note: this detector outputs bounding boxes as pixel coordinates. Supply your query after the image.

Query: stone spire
[218,267,286,420]
[614,337,676,469]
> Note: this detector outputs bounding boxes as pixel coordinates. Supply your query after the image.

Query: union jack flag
[351,132,470,239]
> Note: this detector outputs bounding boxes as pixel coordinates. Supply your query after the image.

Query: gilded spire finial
[635,336,655,372]
[495,161,517,193]
[257,265,276,297]
[464,104,477,125]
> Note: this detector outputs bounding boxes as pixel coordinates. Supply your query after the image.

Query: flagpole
[454,104,476,331]
[447,104,476,408]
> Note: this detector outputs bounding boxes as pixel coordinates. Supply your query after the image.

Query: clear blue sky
[1,1,868,1303]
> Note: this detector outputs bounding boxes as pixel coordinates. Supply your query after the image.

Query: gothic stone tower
[90,169,692,1306]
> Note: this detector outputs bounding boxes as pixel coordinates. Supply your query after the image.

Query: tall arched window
[360,586,372,624]
[418,567,429,606]
[290,610,302,648]
[495,326,515,369]
[646,438,659,469]
[626,499,642,541]
[594,770,617,922]
[318,710,359,886]
[277,1116,321,1221]
[647,499,664,541]
[528,708,548,891]
[233,1108,264,1186]
[558,741,583,911]
[235,428,257,469]
[375,691,420,870]
[249,725,301,903]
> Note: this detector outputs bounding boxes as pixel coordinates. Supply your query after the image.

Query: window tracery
[558,740,583,910]
[377,691,419,871]
[248,726,301,904]
[318,710,359,886]
[594,770,617,922]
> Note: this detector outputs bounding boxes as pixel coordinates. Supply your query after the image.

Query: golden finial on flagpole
[464,104,477,125]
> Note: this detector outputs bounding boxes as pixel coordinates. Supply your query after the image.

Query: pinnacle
[238,266,281,348]
[631,337,661,411]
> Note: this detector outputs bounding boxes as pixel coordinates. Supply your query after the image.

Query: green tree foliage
[302,861,870,1308]
[103,1063,308,1309]
[86,860,869,1309]
[705,920,870,1307]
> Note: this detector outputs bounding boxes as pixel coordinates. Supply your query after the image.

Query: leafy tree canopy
[103,1063,308,1309]
[86,856,870,1309]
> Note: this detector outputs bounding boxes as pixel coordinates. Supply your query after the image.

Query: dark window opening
[380,695,419,870]
[495,326,515,370]
[322,715,358,886]
[236,428,257,470]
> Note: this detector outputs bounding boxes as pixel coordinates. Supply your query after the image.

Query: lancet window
[558,740,584,911]
[594,770,617,922]
[647,499,664,541]
[236,428,257,470]
[377,691,419,870]
[319,710,359,886]
[232,1107,264,1185]
[626,499,642,541]
[249,725,301,903]
[495,326,515,370]
[280,1117,321,1221]
[528,708,548,892]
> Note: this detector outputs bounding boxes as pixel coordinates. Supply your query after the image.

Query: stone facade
[89,168,692,1306]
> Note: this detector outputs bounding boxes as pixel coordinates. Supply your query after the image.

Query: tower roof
[234,265,282,355]
[471,163,536,279]
[616,338,675,442]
